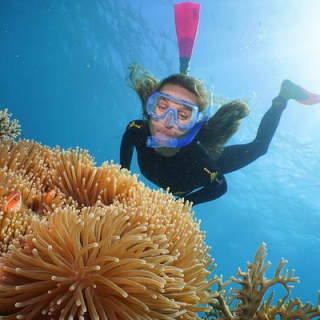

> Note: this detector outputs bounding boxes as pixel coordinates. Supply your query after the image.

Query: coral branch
[0,108,21,140]
[203,243,320,320]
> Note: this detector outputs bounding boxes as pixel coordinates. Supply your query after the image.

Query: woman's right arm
[120,124,135,170]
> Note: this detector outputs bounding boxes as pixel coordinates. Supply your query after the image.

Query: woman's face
[149,84,198,141]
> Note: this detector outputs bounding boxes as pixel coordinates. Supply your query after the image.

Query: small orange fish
[42,189,56,204]
[2,191,22,214]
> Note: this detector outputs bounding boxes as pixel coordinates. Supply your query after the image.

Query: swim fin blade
[282,80,320,105]
[174,2,200,74]
[296,87,320,105]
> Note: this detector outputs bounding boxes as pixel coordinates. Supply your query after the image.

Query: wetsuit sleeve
[183,174,227,205]
[120,124,135,170]
[217,96,287,174]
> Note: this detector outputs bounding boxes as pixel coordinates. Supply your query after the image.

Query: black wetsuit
[120,96,287,205]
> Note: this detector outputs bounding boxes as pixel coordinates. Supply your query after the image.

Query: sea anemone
[0,139,215,319]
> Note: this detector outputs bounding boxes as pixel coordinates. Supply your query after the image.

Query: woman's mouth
[154,131,172,141]
[150,120,184,140]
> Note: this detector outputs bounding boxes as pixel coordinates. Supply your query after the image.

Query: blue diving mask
[146,91,213,148]
[146,91,201,131]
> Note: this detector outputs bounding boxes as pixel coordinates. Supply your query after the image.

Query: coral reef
[0,138,215,319]
[0,108,21,140]
[202,243,320,320]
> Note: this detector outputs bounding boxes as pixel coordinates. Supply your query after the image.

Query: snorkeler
[119,2,320,206]
[120,70,319,206]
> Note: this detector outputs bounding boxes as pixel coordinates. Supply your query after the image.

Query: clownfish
[2,191,22,214]
[42,189,56,204]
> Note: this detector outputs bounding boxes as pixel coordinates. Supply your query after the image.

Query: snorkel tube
[175,2,200,74]
[147,2,205,149]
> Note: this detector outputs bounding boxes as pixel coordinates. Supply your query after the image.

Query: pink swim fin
[282,80,320,105]
[296,87,320,105]
[174,2,200,74]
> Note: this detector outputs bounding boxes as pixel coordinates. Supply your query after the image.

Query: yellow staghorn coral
[203,243,320,320]
[0,109,21,141]
[0,138,216,319]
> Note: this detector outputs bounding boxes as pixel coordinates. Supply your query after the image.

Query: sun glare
[293,3,320,84]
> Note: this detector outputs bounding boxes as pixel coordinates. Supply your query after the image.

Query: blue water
[1,0,320,309]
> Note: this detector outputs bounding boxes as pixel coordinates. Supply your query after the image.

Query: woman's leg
[216,79,319,174]
[217,96,287,174]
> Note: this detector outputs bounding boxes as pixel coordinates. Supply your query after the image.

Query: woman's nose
[163,112,174,128]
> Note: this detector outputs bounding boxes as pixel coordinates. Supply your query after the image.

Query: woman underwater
[120,65,319,206]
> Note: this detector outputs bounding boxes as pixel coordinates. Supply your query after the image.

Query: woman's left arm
[183,174,227,206]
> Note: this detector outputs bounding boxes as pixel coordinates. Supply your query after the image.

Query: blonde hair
[198,99,249,159]
[128,64,249,159]
[128,64,208,116]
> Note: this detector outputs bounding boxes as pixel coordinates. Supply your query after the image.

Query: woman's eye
[178,112,190,120]
[158,104,168,111]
